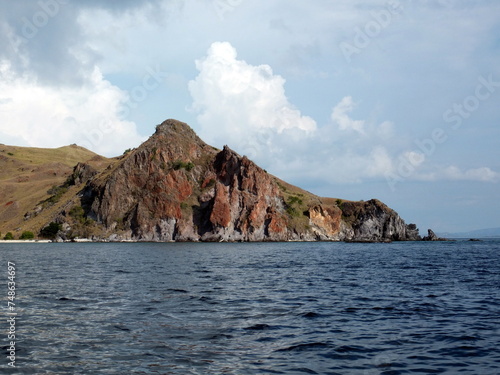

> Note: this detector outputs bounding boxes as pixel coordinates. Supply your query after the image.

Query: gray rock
[422,229,449,241]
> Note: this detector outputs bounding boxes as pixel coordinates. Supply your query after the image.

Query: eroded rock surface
[54,119,422,242]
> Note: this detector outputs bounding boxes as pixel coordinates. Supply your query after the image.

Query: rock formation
[72,120,422,241]
[26,119,423,242]
[422,229,449,241]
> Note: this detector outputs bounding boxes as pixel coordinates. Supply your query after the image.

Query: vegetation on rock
[173,161,195,171]
[1,119,421,242]
[39,222,62,239]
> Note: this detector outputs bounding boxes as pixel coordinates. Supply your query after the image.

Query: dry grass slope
[0,144,110,239]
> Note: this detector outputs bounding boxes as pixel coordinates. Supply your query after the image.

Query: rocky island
[1,119,422,242]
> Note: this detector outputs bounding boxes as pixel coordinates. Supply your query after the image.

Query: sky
[0,0,499,233]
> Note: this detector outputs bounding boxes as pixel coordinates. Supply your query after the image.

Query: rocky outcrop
[199,146,289,241]
[339,200,421,241]
[422,229,449,241]
[49,119,421,242]
[68,162,98,185]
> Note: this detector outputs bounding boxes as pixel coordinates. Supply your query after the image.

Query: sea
[0,240,499,375]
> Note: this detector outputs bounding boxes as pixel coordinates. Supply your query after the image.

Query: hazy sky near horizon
[0,0,499,233]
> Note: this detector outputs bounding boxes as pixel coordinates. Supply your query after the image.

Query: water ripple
[0,240,499,374]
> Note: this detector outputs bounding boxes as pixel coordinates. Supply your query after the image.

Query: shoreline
[0,238,487,244]
[0,239,52,243]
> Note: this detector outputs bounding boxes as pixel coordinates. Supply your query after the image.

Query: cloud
[0,1,96,87]
[188,43,401,184]
[2,2,498,193]
[331,96,365,133]
[188,41,498,189]
[188,41,317,147]
[391,160,500,185]
[0,62,145,156]
[367,146,394,177]
[0,1,163,156]
[442,166,499,182]
[0,1,175,87]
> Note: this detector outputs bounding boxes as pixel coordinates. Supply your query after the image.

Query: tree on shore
[20,231,35,240]
[39,222,62,239]
[3,232,14,240]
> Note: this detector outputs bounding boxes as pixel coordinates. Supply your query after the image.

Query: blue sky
[0,0,499,233]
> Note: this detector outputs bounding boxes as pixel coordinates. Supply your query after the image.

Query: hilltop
[0,144,112,236]
[0,119,421,242]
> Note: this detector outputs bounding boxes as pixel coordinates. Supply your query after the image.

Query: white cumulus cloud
[188,41,316,148]
[0,62,145,156]
[187,44,405,184]
[187,42,499,189]
[330,96,365,134]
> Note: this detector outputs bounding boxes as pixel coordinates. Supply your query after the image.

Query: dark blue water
[1,240,499,374]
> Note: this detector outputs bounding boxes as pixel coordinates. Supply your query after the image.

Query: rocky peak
[214,146,241,184]
[213,145,266,189]
[423,229,449,241]
[115,122,225,175]
[154,119,201,141]
[37,118,422,242]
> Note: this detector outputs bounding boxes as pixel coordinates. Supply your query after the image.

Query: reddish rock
[210,183,231,228]
[309,205,342,237]
[53,119,421,242]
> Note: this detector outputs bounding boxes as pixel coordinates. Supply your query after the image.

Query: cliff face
[339,200,421,241]
[52,119,420,242]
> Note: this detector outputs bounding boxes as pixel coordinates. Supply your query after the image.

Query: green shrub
[3,232,14,240]
[39,222,62,239]
[287,196,303,205]
[20,231,34,240]
[276,181,287,192]
[150,147,158,160]
[173,161,195,171]
[44,185,69,206]
[84,218,95,226]
[286,206,300,217]
[69,206,85,223]
[285,195,304,218]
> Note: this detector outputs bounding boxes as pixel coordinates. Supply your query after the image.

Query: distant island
[1,119,426,243]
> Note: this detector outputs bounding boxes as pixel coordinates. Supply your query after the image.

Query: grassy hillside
[0,144,111,239]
